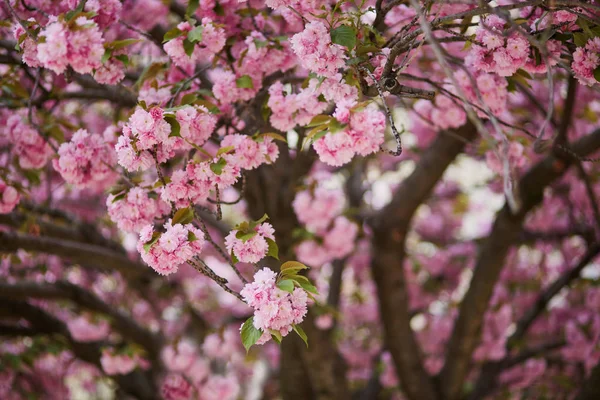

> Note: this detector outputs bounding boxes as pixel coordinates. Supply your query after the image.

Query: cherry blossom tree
[2,0,600,399]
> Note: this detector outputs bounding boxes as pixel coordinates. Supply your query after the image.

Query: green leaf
[236,230,258,242]
[595,67,600,83]
[281,261,308,273]
[187,25,204,43]
[573,32,588,47]
[101,49,112,64]
[241,317,262,352]
[216,145,235,157]
[270,329,282,344]
[298,280,319,295]
[143,232,161,252]
[266,238,279,260]
[210,157,227,175]
[109,38,142,50]
[164,114,181,137]
[231,251,239,264]
[306,114,333,128]
[180,93,197,105]
[288,274,310,284]
[515,69,532,79]
[253,213,269,226]
[172,207,195,225]
[293,325,308,347]
[186,0,200,17]
[188,231,198,242]
[277,279,294,293]
[261,132,287,142]
[330,25,356,50]
[235,75,254,89]
[111,192,127,203]
[183,38,195,57]
[114,54,130,66]
[163,27,185,43]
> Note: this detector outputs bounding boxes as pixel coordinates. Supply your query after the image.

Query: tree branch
[440,128,600,400]
[369,122,477,400]
[0,280,163,362]
[0,299,158,400]
[0,231,152,279]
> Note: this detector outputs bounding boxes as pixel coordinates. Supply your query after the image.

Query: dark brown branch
[0,212,125,253]
[0,300,158,400]
[507,243,600,347]
[0,280,163,362]
[0,231,152,279]
[369,122,478,400]
[440,128,600,400]
[575,358,600,400]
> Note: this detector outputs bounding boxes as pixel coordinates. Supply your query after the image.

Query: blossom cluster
[267,81,328,132]
[0,179,20,214]
[290,21,347,78]
[161,135,278,207]
[467,15,530,77]
[455,70,509,117]
[175,105,217,147]
[312,105,386,166]
[225,222,275,264]
[292,178,359,267]
[160,340,240,400]
[100,349,147,376]
[292,186,345,233]
[31,17,104,75]
[240,268,308,345]
[572,37,600,86]
[296,216,359,267]
[107,187,170,233]
[115,107,177,171]
[137,220,205,276]
[4,113,53,170]
[164,19,226,71]
[53,129,117,191]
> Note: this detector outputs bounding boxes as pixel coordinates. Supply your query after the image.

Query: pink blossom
[240,268,309,344]
[290,21,347,78]
[220,134,279,170]
[161,374,193,400]
[225,222,275,263]
[37,17,105,75]
[53,129,117,191]
[162,340,199,372]
[323,216,359,259]
[137,220,206,275]
[85,0,122,28]
[572,38,600,86]
[67,316,110,342]
[175,105,217,146]
[107,187,170,233]
[0,180,20,214]
[4,112,53,169]
[467,16,530,77]
[94,58,125,85]
[100,349,138,375]
[293,186,345,233]
[199,375,240,400]
[164,19,226,69]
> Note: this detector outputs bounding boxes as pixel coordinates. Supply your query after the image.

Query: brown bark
[440,128,600,400]
[369,123,478,400]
